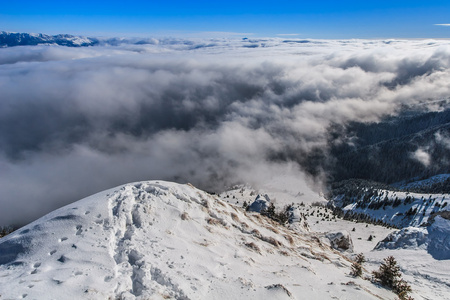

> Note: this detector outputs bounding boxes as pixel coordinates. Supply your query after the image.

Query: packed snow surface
[0,181,397,300]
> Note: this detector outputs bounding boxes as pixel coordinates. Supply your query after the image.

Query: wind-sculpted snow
[0,181,397,299]
[2,37,450,225]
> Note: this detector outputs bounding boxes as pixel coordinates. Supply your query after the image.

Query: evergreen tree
[372,256,412,299]
[395,279,413,300]
[350,253,365,277]
[265,203,276,219]
[372,256,401,289]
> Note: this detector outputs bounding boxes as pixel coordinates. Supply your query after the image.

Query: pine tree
[372,256,401,289]
[372,256,413,299]
[242,201,248,209]
[395,279,413,300]
[350,253,366,277]
[265,203,276,219]
[355,253,366,265]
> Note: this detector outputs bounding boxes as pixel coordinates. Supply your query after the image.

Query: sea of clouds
[1,38,450,225]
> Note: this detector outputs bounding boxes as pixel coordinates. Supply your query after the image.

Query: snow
[337,188,450,228]
[247,194,271,213]
[428,216,450,260]
[374,227,428,250]
[372,216,450,260]
[371,215,450,260]
[0,180,449,299]
[0,181,397,299]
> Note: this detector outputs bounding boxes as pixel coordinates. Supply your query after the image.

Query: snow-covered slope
[330,179,450,228]
[0,181,397,299]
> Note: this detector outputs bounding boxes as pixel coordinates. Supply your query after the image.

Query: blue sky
[1,0,450,38]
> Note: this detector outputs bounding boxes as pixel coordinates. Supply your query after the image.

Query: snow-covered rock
[374,227,428,250]
[0,181,395,299]
[247,194,271,213]
[286,206,309,231]
[428,216,450,260]
[325,231,353,252]
[373,217,450,260]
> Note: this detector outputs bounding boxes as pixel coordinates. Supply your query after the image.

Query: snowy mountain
[0,181,403,299]
[1,181,449,299]
[0,32,98,47]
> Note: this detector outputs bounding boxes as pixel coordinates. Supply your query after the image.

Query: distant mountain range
[0,31,198,48]
[0,31,99,47]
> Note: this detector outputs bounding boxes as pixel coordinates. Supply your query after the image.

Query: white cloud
[435,131,450,149]
[410,148,431,167]
[2,38,450,225]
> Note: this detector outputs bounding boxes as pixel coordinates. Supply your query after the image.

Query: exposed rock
[326,231,353,252]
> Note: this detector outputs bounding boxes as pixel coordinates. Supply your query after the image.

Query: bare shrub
[284,234,295,246]
[244,242,261,252]
[251,229,261,238]
[207,218,221,226]
[261,236,281,247]
[180,212,190,220]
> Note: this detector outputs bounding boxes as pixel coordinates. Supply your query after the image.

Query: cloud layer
[1,38,450,225]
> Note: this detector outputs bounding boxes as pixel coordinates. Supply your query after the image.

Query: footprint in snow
[59,237,68,242]
[76,225,83,235]
[57,255,67,263]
